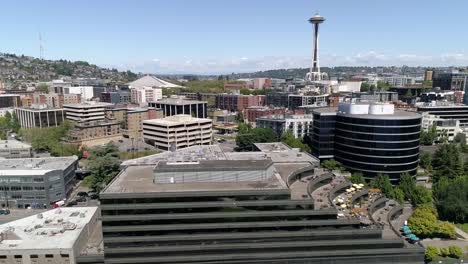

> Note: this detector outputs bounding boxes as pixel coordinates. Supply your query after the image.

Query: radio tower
[39,32,44,60]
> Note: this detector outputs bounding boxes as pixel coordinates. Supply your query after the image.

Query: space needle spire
[306,13,327,82]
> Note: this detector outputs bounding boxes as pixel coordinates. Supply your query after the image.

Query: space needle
[306,13,328,82]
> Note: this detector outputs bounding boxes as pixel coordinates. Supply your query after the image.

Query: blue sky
[1,0,468,73]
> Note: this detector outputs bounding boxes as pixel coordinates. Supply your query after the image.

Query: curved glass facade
[333,114,421,181]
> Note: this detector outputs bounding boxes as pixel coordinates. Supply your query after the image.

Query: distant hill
[0,53,138,85]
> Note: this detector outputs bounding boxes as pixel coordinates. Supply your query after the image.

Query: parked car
[88,192,99,200]
[0,209,10,215]
[77,192,88,197]
[75,196,87,203]
[66,200,77,207]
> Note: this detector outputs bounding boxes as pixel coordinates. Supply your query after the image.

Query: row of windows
[334,150,419,165]
[334,123,421,134]
[334,129,420,141]
[335,136,420,149]
[335,143,419,156]
[0,254,69,259]
[337,158,418,173]
[336,116,421,126]
[0,186,45,191]
[0,177,43,183]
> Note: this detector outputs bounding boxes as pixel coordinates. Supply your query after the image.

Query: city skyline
[1,0,468,74]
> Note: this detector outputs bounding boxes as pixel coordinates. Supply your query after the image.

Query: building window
[14,255,22,259]
[30,255,38,259]
[45,254,53,258]
[60,254,69,258]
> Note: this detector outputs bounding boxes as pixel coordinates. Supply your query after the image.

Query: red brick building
[215,94,265,112]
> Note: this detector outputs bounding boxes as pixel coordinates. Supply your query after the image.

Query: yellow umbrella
[350,187,356,191]
[341,204,347,208]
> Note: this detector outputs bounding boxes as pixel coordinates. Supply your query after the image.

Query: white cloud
[108,52,468,74]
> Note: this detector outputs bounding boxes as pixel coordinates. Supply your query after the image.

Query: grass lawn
[455,223,468,234]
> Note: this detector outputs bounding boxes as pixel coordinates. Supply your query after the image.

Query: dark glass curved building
[312,103,421,182]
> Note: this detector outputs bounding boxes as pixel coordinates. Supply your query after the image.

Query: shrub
[435,221,456,239]
[448,246,463,259]
[425,246,439,262]
[439,247,450,257]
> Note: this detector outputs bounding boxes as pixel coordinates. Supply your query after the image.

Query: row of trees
[18,121,80,157]
[408,205,455,239]
[235,124,311,152]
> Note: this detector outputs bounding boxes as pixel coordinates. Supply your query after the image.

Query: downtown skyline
[1,0,468,74]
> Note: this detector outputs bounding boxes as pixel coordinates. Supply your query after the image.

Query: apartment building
[0,140,32,159]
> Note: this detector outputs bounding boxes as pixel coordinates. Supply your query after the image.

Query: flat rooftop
[0,156,78,175]
[144,115,212,126]
[0,207,98,251]
[0,140,31,150]
[155,159,272,173]
[63,102,113,108]
[109,143,319,194]
[313,107,421,120]
[152,98,207,105]
[103,165,286,194]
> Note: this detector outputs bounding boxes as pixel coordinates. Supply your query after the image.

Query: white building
[421,112,461,143]
[256,114,314,139]
[0,140,32,159]
[64,86,94,101]
[130,87,162,106]
[63,102,112,123]
[143,115,212,151]
[382,76,415,87]
[0,207,99,264]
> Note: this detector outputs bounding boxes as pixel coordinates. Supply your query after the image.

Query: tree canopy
[86,143,121,193]
[235,125,278,151]
[280,131,311,153]
[321,159,345,171]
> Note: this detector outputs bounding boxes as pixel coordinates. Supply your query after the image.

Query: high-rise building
[312,103,421,181]
[424,70,434,81]
[130,87,162,106]
[142,114,212,150]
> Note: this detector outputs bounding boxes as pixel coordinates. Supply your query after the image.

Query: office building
[265,92,290,107]
[256,114,313,138]
[125,108,163,138]
[253,78,271,89]
[148,98,208,118]
[14,106,66,128]
[130,87,162,106]
[351,91,398,103]
[0,94,21,109]
[417,103,468,127]
[143,114,212,150]
[432,71,468,90]
[64,86,94,101]
[32,93,81,108]
[0,207,100,264]
[64,102,113,124]
[215,94,265,112]
[420,112,461,143]
[0,156,78,208]
[100,142,422,264]
[312,103,421,181]
[0,140,32,159]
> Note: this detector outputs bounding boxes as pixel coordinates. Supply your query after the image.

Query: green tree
[425,246,439,262]
[280,131,311,152]
[87,143,121,193]
[350,172,366,185]
[235,126,278,151]
[439,247,450,257]
[432,144,463,183]
[360,82,370,92]
[369,174,393,196]
[433,176,468,223]
[10,112,20,133]
[448,246,463,259]
[321,159,345,171]
[410,186,432,207]
[398,172,415,200]
[377,81,391,90]
[419,152,432,170]
[390,186,405,204]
